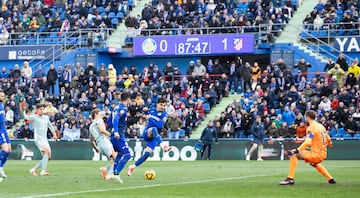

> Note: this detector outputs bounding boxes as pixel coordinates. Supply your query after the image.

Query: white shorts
[97,138,114,160]
[34,139,51,154]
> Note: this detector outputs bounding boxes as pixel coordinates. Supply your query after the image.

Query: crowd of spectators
[2,52,360,141]
[125,0,298,40]
[210,54,360,139]
[3,58,233,140]
[0,0,129,44]
[302,0,360,35]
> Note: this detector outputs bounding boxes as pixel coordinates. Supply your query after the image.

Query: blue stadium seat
[50,32,58,38]
[116,12,124,19]
[247,134,254,139]
[67,38,78,45]
[354,134,360,139]
[310,31,318,37]
[343,134,353,139]
[43,39,52,44]
[27,39,36,45]
[331,133,342,139]
[108,12,116,19]
[328,128,337,137]
[98,7,105,13]
[337,128,346,136]
[318,30,327,37]
[111,18,119,28]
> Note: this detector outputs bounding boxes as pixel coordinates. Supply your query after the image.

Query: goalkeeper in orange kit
[279,110,336,185]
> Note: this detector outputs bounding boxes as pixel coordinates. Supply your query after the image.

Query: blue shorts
[0,131,10,145]
[110,137,130,155]
[142,129,157,150]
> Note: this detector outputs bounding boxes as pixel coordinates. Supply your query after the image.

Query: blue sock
[113,154,123,175]
[151,128,163,145]
[114,154,131,175]
[135,151,151,167]
[0,150,9,168]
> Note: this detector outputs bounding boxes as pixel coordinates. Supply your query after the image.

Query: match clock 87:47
[175,41,210,54]
[133,34,255,56]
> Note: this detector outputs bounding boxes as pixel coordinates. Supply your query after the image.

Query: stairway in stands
[275,0,328,70]
[191,94,243,139]
[107,1,145,48]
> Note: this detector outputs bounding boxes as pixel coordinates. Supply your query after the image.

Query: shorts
[34,139,51,153]
[0,132,10,145]
[97,138,115,159]
[110,137,130,155]
[142,129,158,150]
[303,150,325,164]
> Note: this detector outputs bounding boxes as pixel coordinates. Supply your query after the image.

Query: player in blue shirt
[127,97,172,176]
[108,92,132,183]
[0,90,11,180]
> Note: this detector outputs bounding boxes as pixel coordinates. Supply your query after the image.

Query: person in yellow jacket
[328,64,345,87]
[347,61,360,78]
[124,74,134,89]
[107,64,117,89]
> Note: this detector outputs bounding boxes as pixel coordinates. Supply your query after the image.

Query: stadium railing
[300,22,360,43]
[1,28,112,48]
[123,23,286,47]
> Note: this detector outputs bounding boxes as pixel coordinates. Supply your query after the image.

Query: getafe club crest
[233,38,243,51]
[142,38,157,55]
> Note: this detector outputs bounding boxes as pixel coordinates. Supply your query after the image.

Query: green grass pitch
[1,160,359,198]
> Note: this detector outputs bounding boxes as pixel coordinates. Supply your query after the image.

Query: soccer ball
[144,169,156,180]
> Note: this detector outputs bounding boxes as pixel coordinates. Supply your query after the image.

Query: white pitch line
[20,173,279,198]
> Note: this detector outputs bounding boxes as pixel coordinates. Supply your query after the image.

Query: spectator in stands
[5,105,14,128]
[194,59,206,77]
[34,65,46,80]
[107,64,117,90]
[21,61,32,78]
[166,112,183,139]
[296,121,307,138]
[267,121,278,138]
[241,62,252,91]
[0,67,9,80]
[313,14,324,30]
[324,58,335,71]
[344,115,358,137]
[251,62,261,81]
[328,63,346,87]
[222,118,234,138]
[348,61,360,77]
[17,123,34,139]
[336,53,348,71]
[294,58,311,78]
[282,105,296,126]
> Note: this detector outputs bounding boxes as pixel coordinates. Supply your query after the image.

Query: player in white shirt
[24,103,57,176]
[89,108,117,180]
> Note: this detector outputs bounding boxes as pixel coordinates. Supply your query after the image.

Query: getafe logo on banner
[334,37,360,52]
